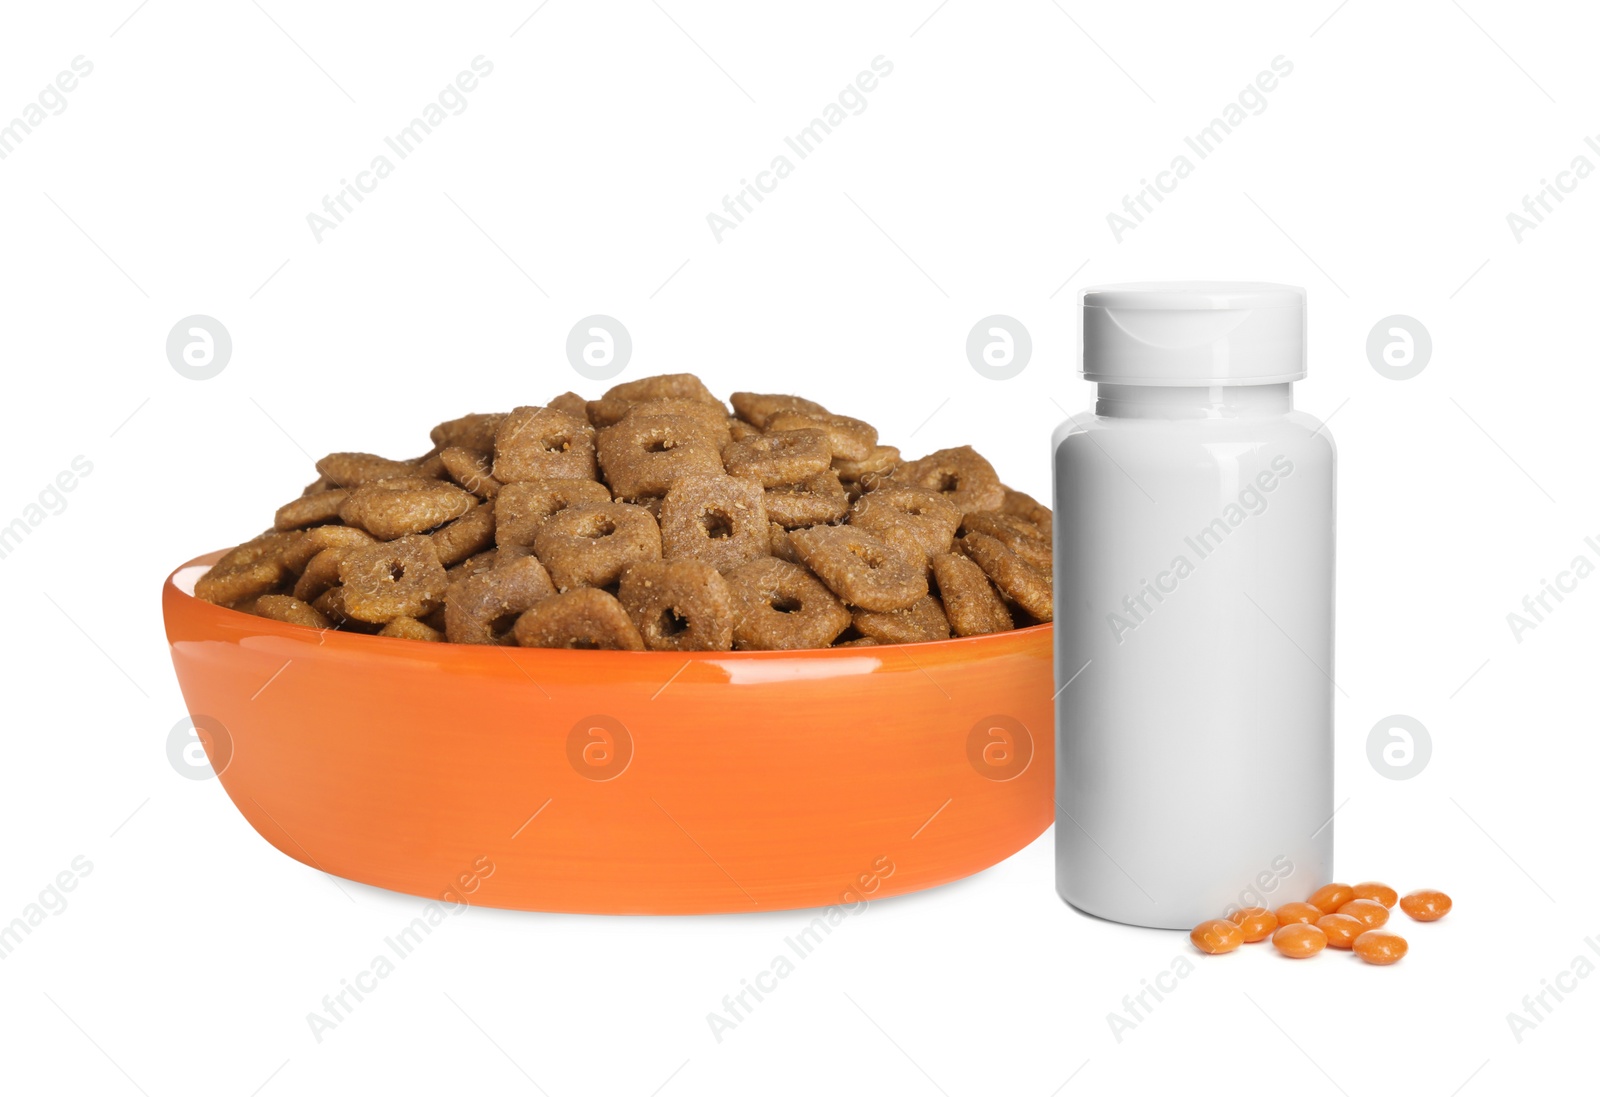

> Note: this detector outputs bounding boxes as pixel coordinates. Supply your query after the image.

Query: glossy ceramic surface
[164,553,1055,914]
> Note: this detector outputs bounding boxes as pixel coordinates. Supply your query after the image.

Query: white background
[2,1,1596,1093]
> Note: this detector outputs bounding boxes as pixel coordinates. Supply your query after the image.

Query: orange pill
[1191,918,1244,955]
[1229,907,1279,943]
[1338,898,1390,929]
[1273,923,1328,958]
[1275,901,1324,926]
[1353,930,1408,965]
[1351,881,1399,908]
[1307,883,1355,914]
[1317,913,1365,949]
[1400,889,1452,922]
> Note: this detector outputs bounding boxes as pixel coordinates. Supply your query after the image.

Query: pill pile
[193,373,1054,650]
[1190,884,1451,966]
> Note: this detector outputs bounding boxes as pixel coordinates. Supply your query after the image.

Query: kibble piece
[339,477,476,540]
[833,444,900,483]
[253,594,332,629]
[430,412,507,453]
[379,616,443,642]
[1317,913,1364,949]
[617,398,732,445]
[961,531,1052,621]
[789,525,927,613]
[729,391,829,429]
[1338,898,1390,929]
[587,373,724,427]
[494,478,612,549]
[851,594,951,645]
[1190,919,1244,955]
[445,552,557,644]
[545,391,590,422]
[896,445,1006,512]
[961,510,1053,571]
[532,501,662,591]
[315,451,429,488]
[850,485,963,561]
[274,488,349,530]
[1352,882,1399,908]
[293,547,354,603]
[617,559,734,652]
[1274,901,1323,927]
[1308,883,1356,915]
[658,474,769,572]
[511,588,645,650]
[1353,930,1408,965]
[999,487,1052,530]
[769,521,802,564]
[724,557,852,651]
[195,531,316,605]
[596,413,723,500]
[492,406,598,483]
[763,470,850,529]
[766,410,877,462]
[1229,907,1278,944]
[721,428,832,488]
[338,535,449,624]
[429,501,496,566]
[1399,889,1452,922]
[439,447,503,499]
[930,552,1013,637]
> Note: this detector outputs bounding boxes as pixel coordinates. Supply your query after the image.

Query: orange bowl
[163,553,1054,914]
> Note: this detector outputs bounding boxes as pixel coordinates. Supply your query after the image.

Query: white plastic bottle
[1053,283,1334,930]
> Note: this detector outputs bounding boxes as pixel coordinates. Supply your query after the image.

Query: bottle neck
[1095,382,1294,419]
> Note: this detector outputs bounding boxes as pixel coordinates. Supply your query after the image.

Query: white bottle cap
[1080,281,1306,386]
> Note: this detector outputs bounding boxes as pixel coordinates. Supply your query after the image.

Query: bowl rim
[166,551,1052,661]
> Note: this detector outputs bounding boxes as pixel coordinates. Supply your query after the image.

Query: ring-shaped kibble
[337,476,476,541]
[429,501,496,566]
[849,485,963,561]
[788,525,927,613]
[833,444,900,483]
[617,559,734,652]
[531,501,662,592]
[315,451,430,488]
[337,534,450,624]
[658,474,770,572]
[253,593,332,630]
[444,553,557,644]
[274,488,349,530]
[430,412,507,453]
[511,587,645,650]
[610,373,723,404]
[595,413,723,501]
[195,530,317,606]
[961,531,1052,621]
[851,594,951,645]
[765,410,877,463]
[721,428,832,488]
[545,391,590,422]
[1000,487,1052,530]
[931,552,1014,636]
[960,511,1052,572]
[729,391,829,430]
[494,478,612,549]
[293,546,355,603]
[763,470,850,529]
[724,557,851,650]
[439,447,502,499]
[769,521,801,564]
[379,616,443,642]
[615,399,732,446]
[727,418,763,443]
[895,445,1006,513]
[491,406,598,484]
